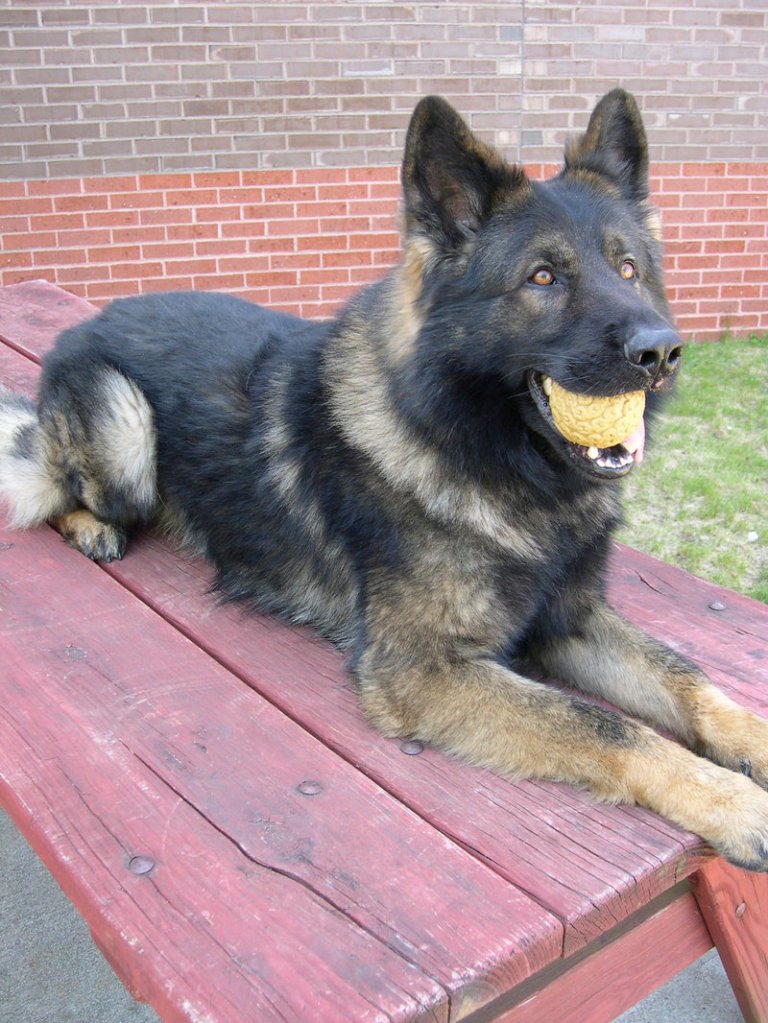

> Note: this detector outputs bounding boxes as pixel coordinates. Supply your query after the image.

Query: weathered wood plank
[0,282,715,954]
[0,278,95,357]
[1,721,446,1023]
[0,521,562,1021]
[607,546,768,708]
[692,858,768,1023]
[463,889,714,1023]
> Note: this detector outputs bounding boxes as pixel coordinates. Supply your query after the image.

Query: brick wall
[1,1,767,340]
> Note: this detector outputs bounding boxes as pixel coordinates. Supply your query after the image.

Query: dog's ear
[402,96,527,254]
[564,89,649,201]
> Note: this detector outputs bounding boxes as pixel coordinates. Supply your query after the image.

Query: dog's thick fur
[3,90,768,870]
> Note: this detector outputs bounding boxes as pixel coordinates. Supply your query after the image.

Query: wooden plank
[0,520,563,1021]
[463,888,714,1023]
[692,858,768,1023]
[0,284,712,956]
[0,278,95,358]
[608,545,768,709]
[1,722,446,1023]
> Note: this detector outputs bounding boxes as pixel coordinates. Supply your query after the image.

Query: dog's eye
[620,260,636,280]
[530,267,556,287]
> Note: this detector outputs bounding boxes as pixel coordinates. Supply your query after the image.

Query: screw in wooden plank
[297,780,323,796]
[735,902,747,919]
[399,739,424,756]
[128,855,156,875]
[708,601,727,611]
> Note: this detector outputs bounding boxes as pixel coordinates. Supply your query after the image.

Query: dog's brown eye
[620,260,636,280]
[530,267,555,287]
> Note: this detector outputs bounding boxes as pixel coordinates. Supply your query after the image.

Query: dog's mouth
[527,372,646,479]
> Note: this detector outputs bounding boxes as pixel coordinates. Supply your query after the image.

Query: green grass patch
[618,335,768,603]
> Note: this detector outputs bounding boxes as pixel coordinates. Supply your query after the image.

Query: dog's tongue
[621,419,646,465]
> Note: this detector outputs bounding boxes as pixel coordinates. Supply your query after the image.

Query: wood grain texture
[0,279,96,358]
[692,859,768,1023]
[463,890,714,1023]
[0,520,563,1021]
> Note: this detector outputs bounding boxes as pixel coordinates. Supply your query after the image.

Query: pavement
[0,808,745,1023]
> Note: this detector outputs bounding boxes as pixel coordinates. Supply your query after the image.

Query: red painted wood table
[1,280,767,1023]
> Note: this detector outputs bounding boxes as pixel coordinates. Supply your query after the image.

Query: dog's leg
[0,367,157,562]
[52,508,127,563]
[357,647,768,871]
[529,600,768,791]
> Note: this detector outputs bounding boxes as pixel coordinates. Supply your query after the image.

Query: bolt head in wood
[297,780,323,796]
[128,855,155,875]
[399,740,424,756]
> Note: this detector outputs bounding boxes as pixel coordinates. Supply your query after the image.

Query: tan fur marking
[0,403,71,527]
[383,238,432,364]
[327,331,543,561]
[96,370,156,508]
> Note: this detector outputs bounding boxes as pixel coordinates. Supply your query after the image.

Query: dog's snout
[624,327,682,379]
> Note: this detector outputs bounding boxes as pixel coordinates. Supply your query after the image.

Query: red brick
[270,252,321,270]
[0,250,32,269]
[194,239,249,257]
[87,210,141,228]
[0,196,53,216]
[168,223,221,241]
[110,261,165,280]
[0,217,32,234]
[54,194,109,213]
[140,276,195,293]
[163,258,217,276]
[0,182,27,198]
[110,191,166,210]
[270,285,320,303]
[27,178,85,196]
[192,273,247,291]
[264,185,317,203]
[218,255,272,274]
[218,186,268,205]
[296,168,349,185]
[299,268,350,285]
[141,242,195,260]
[139,208,193,226]
[85,280,142,302]
[242,170,294,187]
[83,175,138,193]
[138,173,193,191]
[57,264,113,284]
[164,188,219,207]
[192,171,243,189]
[3,230,57,249]
[33,247,87,267]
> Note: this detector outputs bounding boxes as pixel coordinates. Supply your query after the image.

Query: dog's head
[399,90,682,485]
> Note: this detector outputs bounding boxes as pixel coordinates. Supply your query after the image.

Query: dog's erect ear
[564,89,649,201]
[402,96,527,253]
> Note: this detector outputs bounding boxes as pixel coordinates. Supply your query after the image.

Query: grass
[618,335,768,603]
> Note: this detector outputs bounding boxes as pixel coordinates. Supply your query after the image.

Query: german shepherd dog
[2,90,768,870]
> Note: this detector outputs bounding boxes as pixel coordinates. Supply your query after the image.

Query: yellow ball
[549,380,645,448]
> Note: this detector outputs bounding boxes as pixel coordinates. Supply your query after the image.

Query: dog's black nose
[624,327,682,379]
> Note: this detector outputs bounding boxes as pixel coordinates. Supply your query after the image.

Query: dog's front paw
[53,509,127,563]
[701,771,768,872]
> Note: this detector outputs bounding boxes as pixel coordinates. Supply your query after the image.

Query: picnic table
[1,279,767,1023]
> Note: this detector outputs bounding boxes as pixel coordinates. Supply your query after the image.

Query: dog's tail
[0,385,71,528]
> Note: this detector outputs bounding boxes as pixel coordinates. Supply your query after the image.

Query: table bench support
[692,858,768,1023]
